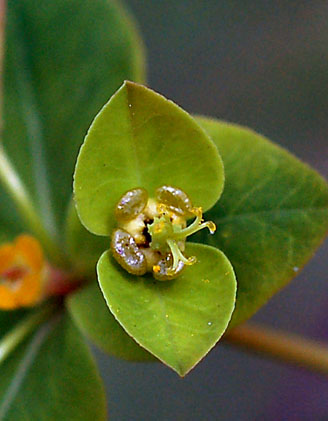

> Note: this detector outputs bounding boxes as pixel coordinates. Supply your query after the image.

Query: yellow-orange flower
[0,235,46,310]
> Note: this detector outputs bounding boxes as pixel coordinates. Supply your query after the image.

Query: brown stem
[224,322,328,376]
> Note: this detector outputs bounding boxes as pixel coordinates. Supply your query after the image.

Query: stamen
[167,239,196,274]
[157,203,168,215]
[154,220,165,234]
[171,207,216,240]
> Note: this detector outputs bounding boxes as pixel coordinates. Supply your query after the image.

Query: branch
[224,322,328,376]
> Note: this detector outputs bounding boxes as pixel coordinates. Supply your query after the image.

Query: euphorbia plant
[0,0,328,419]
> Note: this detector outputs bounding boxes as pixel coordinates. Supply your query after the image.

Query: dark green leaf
[0,148,25,238]
[0,313,106,420]
[195,117,328,328]
[65,201,108,277]
[67,282,155,361]
[0,192,24,239]
[3,0,145,236]
[97,243,236,376]
[0,310,28,338]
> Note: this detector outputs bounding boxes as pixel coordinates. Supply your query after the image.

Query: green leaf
[74,82,224,236]
[3,0,145,236]
[97,243,236,376]
[0,313,106,421]
[65,201,108,277]
[67,282,155,362]
[0,191,24,239]
[0,149,25,238]
[0,148,66,265]
[0,310,28,338]
[195,117,328,328]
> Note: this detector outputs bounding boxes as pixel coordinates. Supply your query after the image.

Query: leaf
[0,148,25,239]
[3,0,145,235]
[0,190,24,240]
[74,81,224,236]
[0,313,107,421]
[194,117,328,328]
[67,282,155,362]
[0,310,28,338]
[97,243,236,376]
[65,201,108,277]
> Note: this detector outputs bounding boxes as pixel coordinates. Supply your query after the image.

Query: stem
[224,322,328,376]
[0,303,56,365]
[167,238,195,271]
[0,145,67,267]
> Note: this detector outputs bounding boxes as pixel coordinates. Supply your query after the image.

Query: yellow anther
[157,203,168,215]
[186,255,197,265]
[154,221,165,234]
[153,265,160,273]
[191,206,203,218]
[206,221,216,234]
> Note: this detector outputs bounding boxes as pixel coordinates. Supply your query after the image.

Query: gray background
[95,1,328,419]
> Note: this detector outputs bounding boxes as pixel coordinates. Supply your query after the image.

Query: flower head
[0,235,46,310]
[111,185,216,280]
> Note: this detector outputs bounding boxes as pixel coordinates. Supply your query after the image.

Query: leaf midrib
[10,8,57,238]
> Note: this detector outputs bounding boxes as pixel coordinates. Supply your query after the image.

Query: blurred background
[94,1,328,420]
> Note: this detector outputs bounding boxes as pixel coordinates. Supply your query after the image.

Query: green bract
[67,282,155,362]
[73,82,236,375]
[97,243,236,376]
[194,117,328,328]
[74,81,225,235]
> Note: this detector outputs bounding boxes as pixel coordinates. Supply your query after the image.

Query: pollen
[192,206,203,218]
[0,235,46,310]
[153,265,160,273]
[154,221,165,234]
